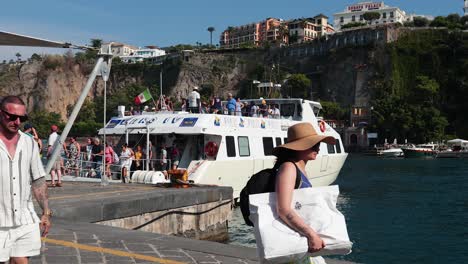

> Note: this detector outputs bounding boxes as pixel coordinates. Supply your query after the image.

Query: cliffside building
[101,43,165,63]
[287,14,335,44]
[101,42,138,57]
[220,18,287,48]
[120,46,166,63]
[333,1,411,31]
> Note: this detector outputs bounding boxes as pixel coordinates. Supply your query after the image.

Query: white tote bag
[249,185,352,264]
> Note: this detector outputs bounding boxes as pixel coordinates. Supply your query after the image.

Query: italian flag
[134,89,152,105]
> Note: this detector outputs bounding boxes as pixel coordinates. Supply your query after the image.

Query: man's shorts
[0,223,41,262]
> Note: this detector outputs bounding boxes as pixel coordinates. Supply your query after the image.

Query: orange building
[220,18,287,48]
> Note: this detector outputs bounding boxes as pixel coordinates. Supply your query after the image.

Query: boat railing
[42,153,175,182]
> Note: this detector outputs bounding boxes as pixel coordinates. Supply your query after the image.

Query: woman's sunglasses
[311,144,320,152]
[1,109,28,123]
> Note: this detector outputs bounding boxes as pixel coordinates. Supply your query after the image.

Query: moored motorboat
[402,144,437,158]
[381,148,404,157]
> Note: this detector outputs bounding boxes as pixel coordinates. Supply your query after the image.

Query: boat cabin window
[327,143,336,154]
[238,136,250,157]
[275,137,282,147]
[310,103,321,116]
[263,137,274,156]
[280,103,296,119]
[335,139,342,153]
[226,136,236,157]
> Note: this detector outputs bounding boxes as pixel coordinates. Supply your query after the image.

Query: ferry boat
[402,143,438,158]
[99,98,348,199]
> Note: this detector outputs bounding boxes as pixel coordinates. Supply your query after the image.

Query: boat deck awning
[0,30,88,50]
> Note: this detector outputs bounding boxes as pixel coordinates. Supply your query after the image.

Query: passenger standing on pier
[120,143,134,183]
[47,124,63,187]
[272,122,336,263]
[0,95,52,263]
[90,137,103,178]
[188,86,201,113]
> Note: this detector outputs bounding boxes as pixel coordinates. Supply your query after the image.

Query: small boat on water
[380,148,404,157]
[436,139,468,158]
[402,143,438,158]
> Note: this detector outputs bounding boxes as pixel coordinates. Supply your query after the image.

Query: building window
[352,15,355,22]
[340,17,344,23]
[383,12,387,18]
[359,15,363,21]
[238,136,250,157]
[390,12,394,18]
[226,136,236,157]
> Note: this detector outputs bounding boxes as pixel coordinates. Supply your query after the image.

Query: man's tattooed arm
[32,177,49,212]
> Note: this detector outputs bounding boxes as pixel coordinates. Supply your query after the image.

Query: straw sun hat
[273,122,336,155]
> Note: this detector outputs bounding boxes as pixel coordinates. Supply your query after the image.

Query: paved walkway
[28,182,356,264]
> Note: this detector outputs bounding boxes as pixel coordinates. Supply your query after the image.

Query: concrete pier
[28,182,357,264]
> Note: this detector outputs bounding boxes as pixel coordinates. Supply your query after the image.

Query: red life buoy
[319,121,326,133]
[204,141,218,157]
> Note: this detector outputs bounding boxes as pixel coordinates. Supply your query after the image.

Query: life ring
[319,121,326,133]
[204,141,218,157]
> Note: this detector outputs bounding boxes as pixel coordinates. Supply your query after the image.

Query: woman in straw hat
[272,122,335,261]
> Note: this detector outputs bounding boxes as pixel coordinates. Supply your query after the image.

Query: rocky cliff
[0,46,382,120]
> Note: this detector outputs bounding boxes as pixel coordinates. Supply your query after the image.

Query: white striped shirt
[0,131,45,227]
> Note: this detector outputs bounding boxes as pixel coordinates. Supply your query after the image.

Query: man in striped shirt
[0,96,51,263]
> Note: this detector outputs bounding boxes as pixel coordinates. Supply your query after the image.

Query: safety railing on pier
[42,152,172,182]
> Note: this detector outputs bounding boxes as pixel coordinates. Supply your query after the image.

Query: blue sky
[0,0,464,60]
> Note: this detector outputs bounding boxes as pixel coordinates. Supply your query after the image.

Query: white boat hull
[189,153,348,198]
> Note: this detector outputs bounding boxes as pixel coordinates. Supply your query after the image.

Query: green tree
[30,53,42,61]
[283,74,311,98]
[430,16,449,27]
[15,52,21,62]
[363,12,381,24]
[320,101,347,120]
[90,39,103,49]
[27,111,64,139]
[413,17,429,27]
[341,22,367,29]
[207,27,215,47]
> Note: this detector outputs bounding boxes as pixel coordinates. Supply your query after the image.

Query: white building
[333,1,410,31]
[101,42,138,57]
[121,46,166,63]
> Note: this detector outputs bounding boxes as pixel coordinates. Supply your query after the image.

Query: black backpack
[239,162,302,226]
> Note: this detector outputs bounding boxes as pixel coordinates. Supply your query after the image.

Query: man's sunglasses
[1,109,28,122]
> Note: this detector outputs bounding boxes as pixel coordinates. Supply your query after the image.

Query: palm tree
[207,27,215,47]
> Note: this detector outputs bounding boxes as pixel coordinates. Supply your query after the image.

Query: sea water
[227,155,468,264]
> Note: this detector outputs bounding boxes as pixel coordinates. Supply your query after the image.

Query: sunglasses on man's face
[1,109,28,123]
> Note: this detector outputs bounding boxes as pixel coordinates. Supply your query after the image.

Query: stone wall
[96,200,232,242]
